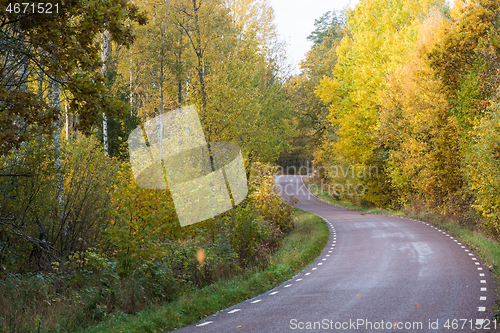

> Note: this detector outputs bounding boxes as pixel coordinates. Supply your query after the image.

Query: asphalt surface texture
[172,175,497,332]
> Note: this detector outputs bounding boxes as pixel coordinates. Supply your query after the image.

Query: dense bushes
[249,163,296,234]
[0,135,294,332]
[0,135,118,274]
[464,106,500,237]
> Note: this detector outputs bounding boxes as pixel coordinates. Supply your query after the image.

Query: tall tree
[315,0,445,207]
[378,9,464,212]
[101,30,111,155]
[0,0,147,156]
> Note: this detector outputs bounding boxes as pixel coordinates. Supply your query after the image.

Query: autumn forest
[1,0,500,331]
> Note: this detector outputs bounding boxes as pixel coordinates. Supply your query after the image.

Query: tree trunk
[130,49,134,115]
[177,44,182,106]
[193,0,207,112]
[50,80,64,206]
[101,30,110,155]
[159,52,164,159]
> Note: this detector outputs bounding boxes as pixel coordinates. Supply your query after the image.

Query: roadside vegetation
[80,209,328,332]
[1,0,299,331]
[0,155,309,332]
[287,0,500,245]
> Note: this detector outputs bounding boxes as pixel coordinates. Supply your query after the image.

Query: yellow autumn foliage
[315,0,445,207]
[465,105,500,236]
[378,9,467,213]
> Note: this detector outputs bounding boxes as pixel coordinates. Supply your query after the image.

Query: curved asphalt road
[172,175,497,332]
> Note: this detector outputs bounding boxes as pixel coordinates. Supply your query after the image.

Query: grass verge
[304,177,500,318]
[78,209,328,333]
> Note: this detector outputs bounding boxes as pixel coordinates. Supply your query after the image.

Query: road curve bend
[172,175,497,332]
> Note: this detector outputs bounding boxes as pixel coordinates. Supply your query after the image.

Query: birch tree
[0,0,147,155]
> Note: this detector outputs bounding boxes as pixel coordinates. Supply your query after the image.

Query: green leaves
[0,0,147,154]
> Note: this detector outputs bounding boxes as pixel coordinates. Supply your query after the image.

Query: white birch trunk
[65,105,69,142]
[130,49,133,115]
[50,79,65,209]
[101,30,110,155]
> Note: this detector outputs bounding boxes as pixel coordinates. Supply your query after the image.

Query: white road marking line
[465,250,469,252]
[480,273,485,276]
[478,307,486,312]
[461,246,466,248]
[284,284,292,288]
[228,309,241,314]
[251,300,261,304]
[478,267,483,270]
[312,268,317,270]
[454,240,458,242]
[270,291,278,295]
[296,279,302,281]
[322,258,327,261]
[458,243,462,245]
[469,253,473,256]
[328,251,332,253]
[305,273,311,276]
[318,263,323,265]
[472,258,477,260]
[476,262,480,265]
[480,297,487,300]
[481,280,486,283]
[196,321,213,327]
[326,255,330,257]
[481,287,487,291]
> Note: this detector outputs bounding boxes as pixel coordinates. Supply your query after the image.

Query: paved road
[172,175,497,332]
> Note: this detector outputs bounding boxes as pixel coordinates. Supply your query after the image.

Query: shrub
[464,106,500,237]
[249,163,296,233]
[0,134,118,274]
